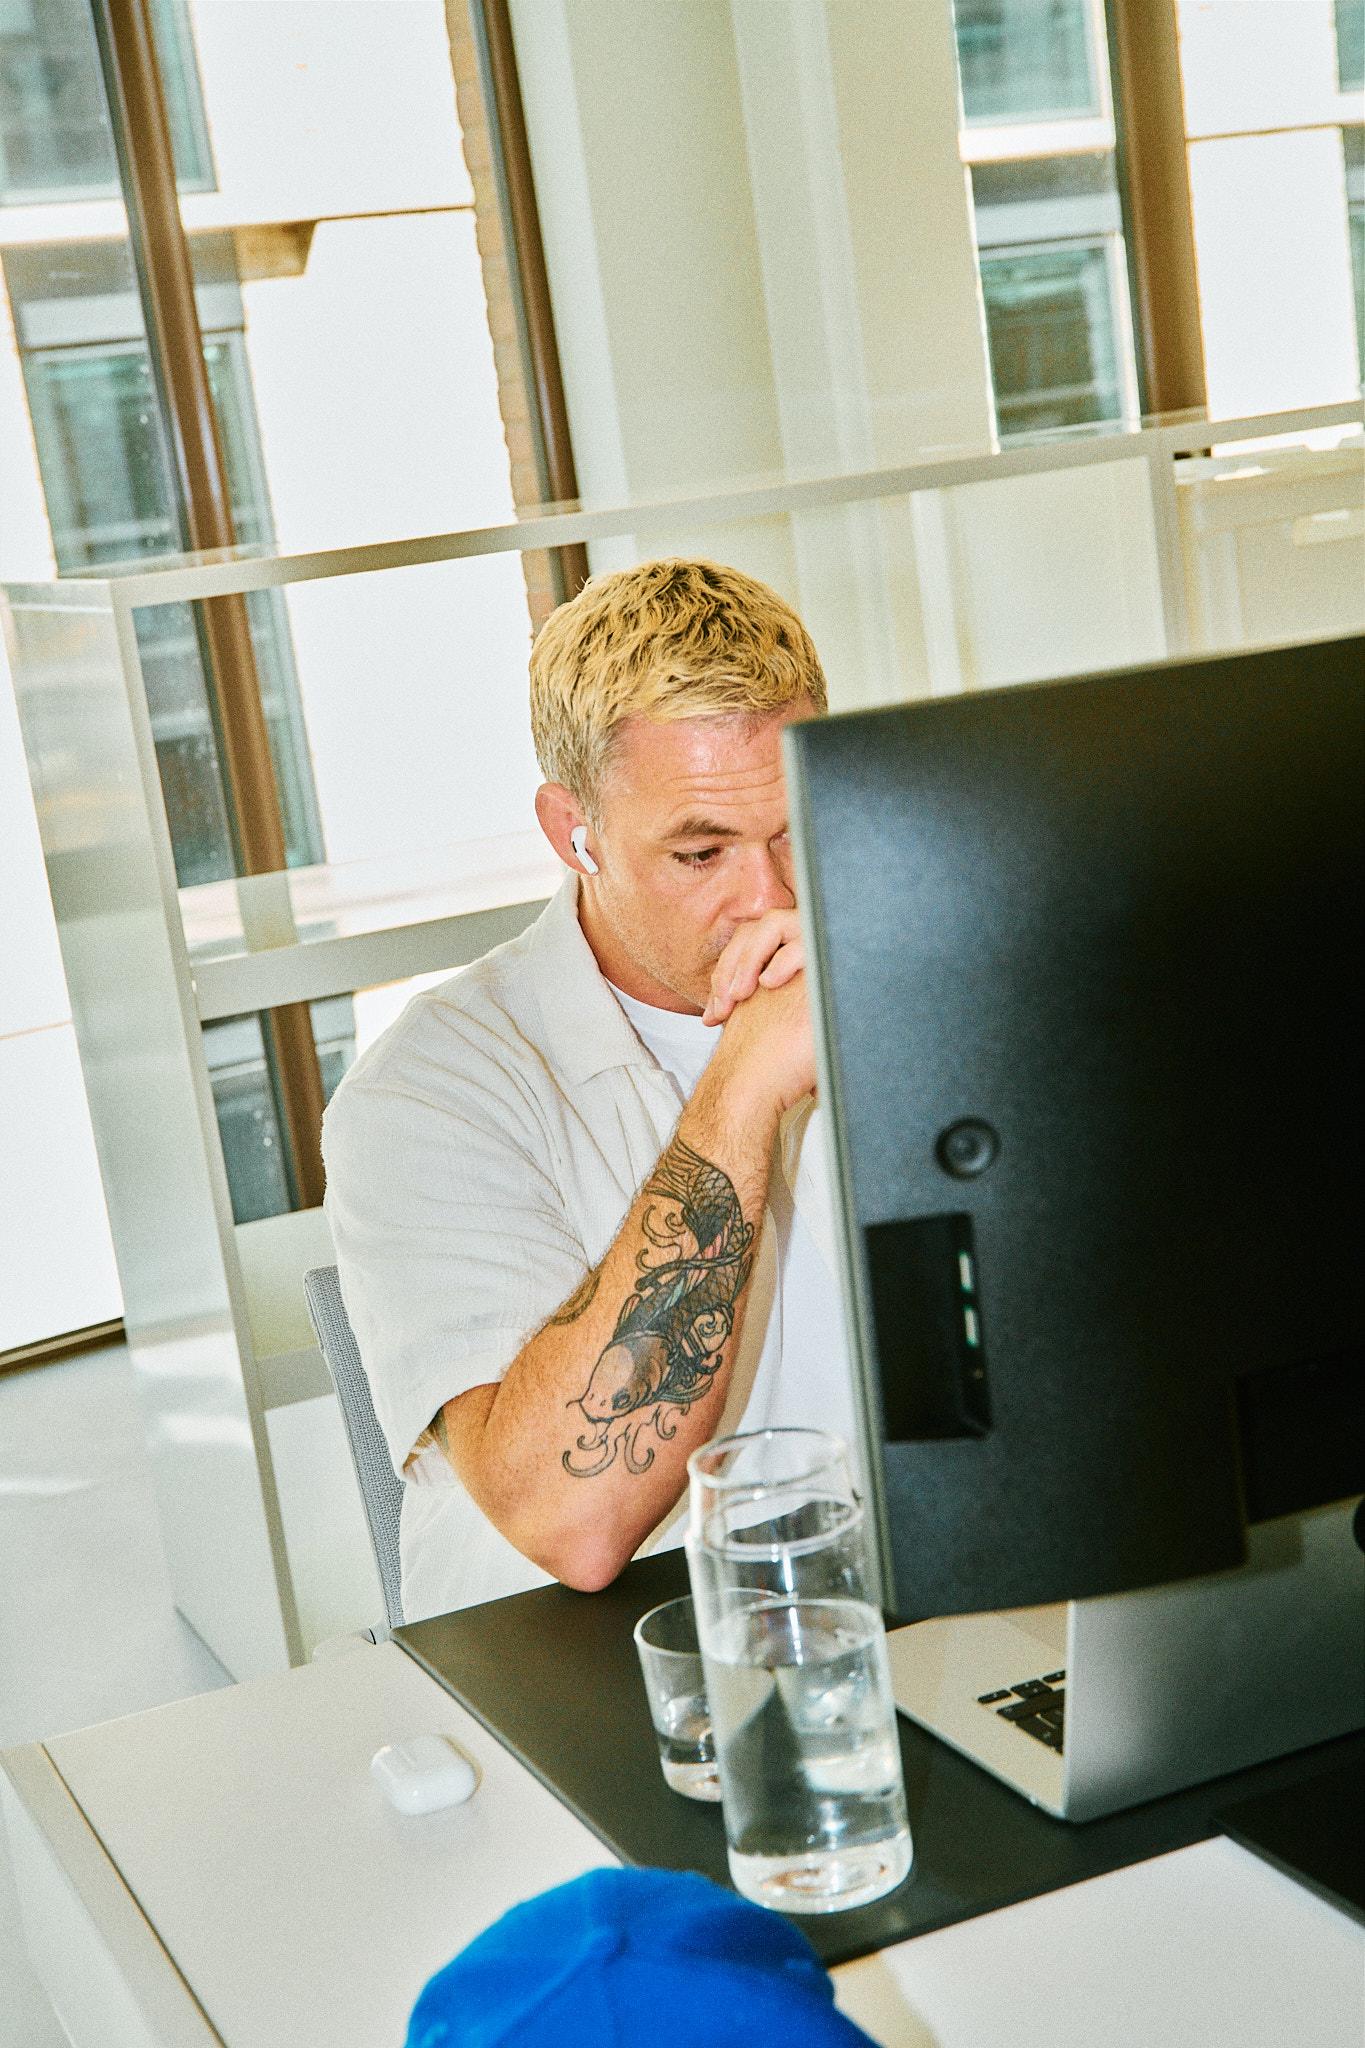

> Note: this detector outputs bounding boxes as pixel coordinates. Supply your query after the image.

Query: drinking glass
[633,1595,721,1800]
[686,1427,912,1912]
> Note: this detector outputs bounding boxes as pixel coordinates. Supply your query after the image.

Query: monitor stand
[886,1499,1365,1822]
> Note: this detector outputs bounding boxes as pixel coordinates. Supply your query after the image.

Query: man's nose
[734,847,796,920]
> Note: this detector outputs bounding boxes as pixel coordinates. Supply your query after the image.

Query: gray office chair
[304,1264,405,1632]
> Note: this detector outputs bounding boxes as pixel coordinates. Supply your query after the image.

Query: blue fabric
[405,1867,880,2048]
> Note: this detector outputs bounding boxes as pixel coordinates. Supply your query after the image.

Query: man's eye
[673,847,721,868]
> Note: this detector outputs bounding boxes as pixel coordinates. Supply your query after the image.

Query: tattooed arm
[431,971,813,1590]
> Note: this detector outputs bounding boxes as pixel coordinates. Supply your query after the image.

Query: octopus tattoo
[563,1137,755,1478]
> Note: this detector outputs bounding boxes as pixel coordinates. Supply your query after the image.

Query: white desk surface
[835,1833,1365,2047]
[4,1640,1362,2048]
[7,1643,611,2048]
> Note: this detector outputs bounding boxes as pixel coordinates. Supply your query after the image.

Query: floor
[0,1341,232,2046]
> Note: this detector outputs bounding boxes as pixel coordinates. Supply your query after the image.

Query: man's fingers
[702,981,749,1026]
[704,948,805,1026]
[706,940,769,1018]
[758,941,804,989]
[703,910,804,1025]
[710,912,800,997]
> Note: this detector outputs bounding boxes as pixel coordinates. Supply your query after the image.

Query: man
[323,559,856,1621]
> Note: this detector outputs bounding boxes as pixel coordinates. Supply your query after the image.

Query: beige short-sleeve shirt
[322,875,846,1622]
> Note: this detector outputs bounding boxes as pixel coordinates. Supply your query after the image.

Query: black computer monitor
[785,633,1365,1621]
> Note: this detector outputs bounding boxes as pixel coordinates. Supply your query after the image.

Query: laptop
[886,1497,1365,1822]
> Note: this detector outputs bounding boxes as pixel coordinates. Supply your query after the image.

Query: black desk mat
[1216,1757,1365,1924]
[396,1550,1365,1969]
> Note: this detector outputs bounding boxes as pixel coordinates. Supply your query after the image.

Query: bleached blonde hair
[529,558,827,815]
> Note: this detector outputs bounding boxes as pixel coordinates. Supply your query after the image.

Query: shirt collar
[528,874,668,1087]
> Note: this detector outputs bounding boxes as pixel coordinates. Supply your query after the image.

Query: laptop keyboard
[976,1670,1066,1752]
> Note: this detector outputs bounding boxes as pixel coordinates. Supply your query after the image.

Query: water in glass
[706,1595,912,1911]
[655,1689,720,1798]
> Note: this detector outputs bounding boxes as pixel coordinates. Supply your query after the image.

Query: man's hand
[706,974,815,1117]
[702,909,805,1026]
[701,910,815,1116]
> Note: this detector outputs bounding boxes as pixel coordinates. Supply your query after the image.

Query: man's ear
[536,784,598,876]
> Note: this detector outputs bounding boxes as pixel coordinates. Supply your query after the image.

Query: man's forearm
[441,1064,779,1588]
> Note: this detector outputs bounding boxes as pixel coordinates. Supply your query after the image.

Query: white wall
[186,0,471,223]
[729,0,994,707]
[1178,0,1363,417]
[283,553,539,866]
[242,213,517,550]
[512,0,999,708]
[1188,128,1360,417]
[510,0,802,603]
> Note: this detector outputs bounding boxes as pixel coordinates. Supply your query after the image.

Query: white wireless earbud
[570,825,599,875]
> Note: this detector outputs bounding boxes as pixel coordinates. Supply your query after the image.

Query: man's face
[577,700,815,1013]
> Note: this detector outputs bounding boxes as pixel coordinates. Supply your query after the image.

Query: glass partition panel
[1340,0,1365,92]
[269,551,541,868]
[1176,430,1365,653]
[510,0,998,514]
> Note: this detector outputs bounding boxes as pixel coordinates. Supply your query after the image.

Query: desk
[4,1637,1362,2048]
[397,1545,1365,1966]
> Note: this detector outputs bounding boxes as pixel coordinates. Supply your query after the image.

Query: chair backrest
[304,1265,405,1630]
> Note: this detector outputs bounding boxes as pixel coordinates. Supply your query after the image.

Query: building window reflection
[955,0,1100,124]
[0,0,212,201]
[5,236,321,888]
[1337,0,1364,94]
[4,233,345,1227]
[205,1001,354,1226]
[971,153,1128,434]
[953,0,1136,438]
[1345,127,1364,380]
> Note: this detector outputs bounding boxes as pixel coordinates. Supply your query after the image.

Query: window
[1346,127,1365,381]
[205,1001,353,1225]
[978,243,1123,435]
[5,237,321,887]
[5,234,344,1226]
[0,0,212,201]
[1338,0,1364,94]
[953,0,1137,439]
[972,156,1128,433]
[956,0,1100,124]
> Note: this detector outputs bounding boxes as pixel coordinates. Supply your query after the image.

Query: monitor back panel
[787,635,1365,1619]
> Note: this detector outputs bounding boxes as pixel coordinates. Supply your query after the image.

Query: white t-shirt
[323,877,857,1623]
